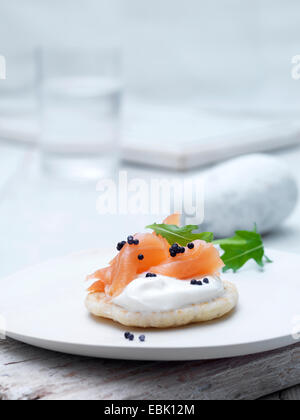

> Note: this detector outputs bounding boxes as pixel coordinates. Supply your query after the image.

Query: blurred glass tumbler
[39,48,122,179]
[0,50,37,139]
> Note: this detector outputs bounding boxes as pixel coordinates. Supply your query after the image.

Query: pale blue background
[0,0,300,113]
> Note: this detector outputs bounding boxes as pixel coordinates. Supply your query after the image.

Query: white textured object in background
[199,154,298,237]
[122,103,300,170]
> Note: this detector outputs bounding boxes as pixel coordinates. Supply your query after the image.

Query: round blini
[85,280,238,328]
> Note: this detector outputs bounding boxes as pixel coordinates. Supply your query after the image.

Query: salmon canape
[86,215,238,328]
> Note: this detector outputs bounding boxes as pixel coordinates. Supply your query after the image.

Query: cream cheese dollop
[112,274,225,313]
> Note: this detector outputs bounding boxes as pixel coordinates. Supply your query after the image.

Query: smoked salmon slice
[88,233,170,296]
[163,213,181,226]
[87,266,112,293]
[108,233,170,296]
[150,240,224,279]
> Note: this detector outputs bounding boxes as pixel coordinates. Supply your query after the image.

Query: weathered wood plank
[280,385,300,400]
[260,393,281,400]
[261,384,300,400]
[0,338,299,400]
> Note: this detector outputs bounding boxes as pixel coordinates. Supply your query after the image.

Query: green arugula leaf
[146,223,214,246]
[264,254,273,263]
[213,227,271,272]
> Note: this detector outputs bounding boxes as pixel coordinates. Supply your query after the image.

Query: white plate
[0,249,299,361]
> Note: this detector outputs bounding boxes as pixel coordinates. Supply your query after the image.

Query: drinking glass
[38,48,122,179]
[0,50,38,142]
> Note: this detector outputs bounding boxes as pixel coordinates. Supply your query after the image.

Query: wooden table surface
[0,142,300,400]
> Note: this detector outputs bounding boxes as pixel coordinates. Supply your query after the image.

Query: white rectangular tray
[122,104,300,170]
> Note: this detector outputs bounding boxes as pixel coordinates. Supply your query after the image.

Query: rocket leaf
[146,223,214,246]
[213,227,271,272]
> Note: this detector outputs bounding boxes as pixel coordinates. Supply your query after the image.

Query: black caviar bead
[170,250,177,257]
[187,243,195,249]
[197,281,203,286]
[190,279,197,285]
[117,241,126,251]
[133,239,139,245]
[129,334,134,341]
[171,243,179,250]
[138,254,144,260]
[179,247,185,253]
[127,236,134,245]
[139,335,146,342]
[124,332,130,339]
[203,278,209,284]
[146,273,157,278]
